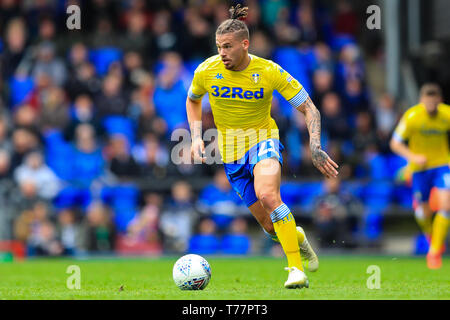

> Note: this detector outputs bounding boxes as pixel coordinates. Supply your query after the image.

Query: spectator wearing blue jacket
[188,218,220,255]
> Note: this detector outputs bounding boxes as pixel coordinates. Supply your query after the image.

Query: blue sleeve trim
[188,87,203,100]
[392,132,404,142]
[287,87,309,108]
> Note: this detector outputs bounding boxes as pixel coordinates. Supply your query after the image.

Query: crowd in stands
[0,0,415,257]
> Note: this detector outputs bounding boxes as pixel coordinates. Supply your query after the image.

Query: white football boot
[284,267,309,289]
[297,226,319,272]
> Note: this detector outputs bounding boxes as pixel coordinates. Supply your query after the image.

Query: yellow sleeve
[271,62,309,108]
[188,66,207,100]
[393,112,412,142]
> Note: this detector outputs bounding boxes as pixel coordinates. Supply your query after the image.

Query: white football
[173,254,211,290]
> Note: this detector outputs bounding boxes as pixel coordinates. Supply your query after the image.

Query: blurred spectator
[0,0,21,32]
[149,10,179,61]
[188,218,221,255]
[221,217,251,255]
[64,94,102,142]
[133,133,169,179]
[334,0,359,36]
[120,10,151,57]
[15,201,63,256]
[153,52,189,132]
[313,42,334,72]
[13,104,38,130]
[320,92,349,142]
[95,73,129,120]
[249,31,272,59]
[197,169,244,231]
[70,124,105,188]
[14,150,61,200]
[342,78,370,114]
[160,181,197,253]
[57,208,82,256]
[89,16,118,48]
[1,18,27,81]
[31,41,67,87]
[65,62,102,100]
[312,68,334,107]
[107,134,140,181]
[117,192,162,254]
[0,114,13,153]
[39,86,70,132]
[375,93,398,152]
[351,111,378,162]
[80,202,116,253]
[312,177,362,249]
[181,10,213,60]
[10,128,40,171]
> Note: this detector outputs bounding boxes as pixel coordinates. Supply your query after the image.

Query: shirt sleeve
[392,113,411,142]
[188,67,207,101]
[272,63,309,108]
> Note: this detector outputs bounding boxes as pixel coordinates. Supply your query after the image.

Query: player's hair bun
[229,4,248,20]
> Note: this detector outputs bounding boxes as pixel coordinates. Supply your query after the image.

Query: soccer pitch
[0,256,448,300]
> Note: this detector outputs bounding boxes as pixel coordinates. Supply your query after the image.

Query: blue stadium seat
[331,34,357,52]
[392,184,412,208]
[361,181,394,212]
[281,181,323,210]
[188,234,221,255]
[101,185,139,233]
[414,233,430,255]
[272,47,312,117]
[89,47,123,76]
[9,76,34,107]
[102,116,136,145]
[386,153,408,179]
[53,187,92,210]
[363,210,383,240]
[43,130,74,180]
[221,234,251,255]
[368,153,390,180]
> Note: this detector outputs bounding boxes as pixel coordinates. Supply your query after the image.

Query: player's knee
[257,189,282,212]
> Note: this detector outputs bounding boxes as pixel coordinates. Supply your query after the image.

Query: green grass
[0,255,449,300]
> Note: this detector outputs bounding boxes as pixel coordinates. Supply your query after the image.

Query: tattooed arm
[186,96,206,163]
[297,96,339,178]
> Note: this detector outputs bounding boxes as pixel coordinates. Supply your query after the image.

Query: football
[172,254,212,290]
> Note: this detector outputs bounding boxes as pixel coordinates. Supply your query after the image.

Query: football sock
[414,207,432,238]
[264,225,306,245]
[429,211,450,254]
[271,203,303,271]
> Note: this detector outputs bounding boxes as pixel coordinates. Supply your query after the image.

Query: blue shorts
[412,165,450,203]
[223,139,285,207]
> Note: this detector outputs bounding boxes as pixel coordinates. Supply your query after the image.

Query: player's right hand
[410,154,427,167]
[191,138,206,164]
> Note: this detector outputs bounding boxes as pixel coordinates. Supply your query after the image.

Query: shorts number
[258,139,277,157]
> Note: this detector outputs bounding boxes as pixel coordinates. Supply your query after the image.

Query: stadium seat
[392,184,413,208]
[102,115,136,146]
[101,185,139,233]
[43,130,74,180]
[291,181,324,213]
[367,153,390,180]
[221,234,251,255]
[386,153,408,179]
[89,47,123,76]
[188,234,221,255]
[9,76,34,107]
[53,186,92,210]
[361,181,393,212]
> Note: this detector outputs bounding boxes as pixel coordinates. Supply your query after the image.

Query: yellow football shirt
[393,103,450,173]
[188,54,308,163]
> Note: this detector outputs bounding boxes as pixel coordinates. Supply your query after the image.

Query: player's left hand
[311,146,339,178]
